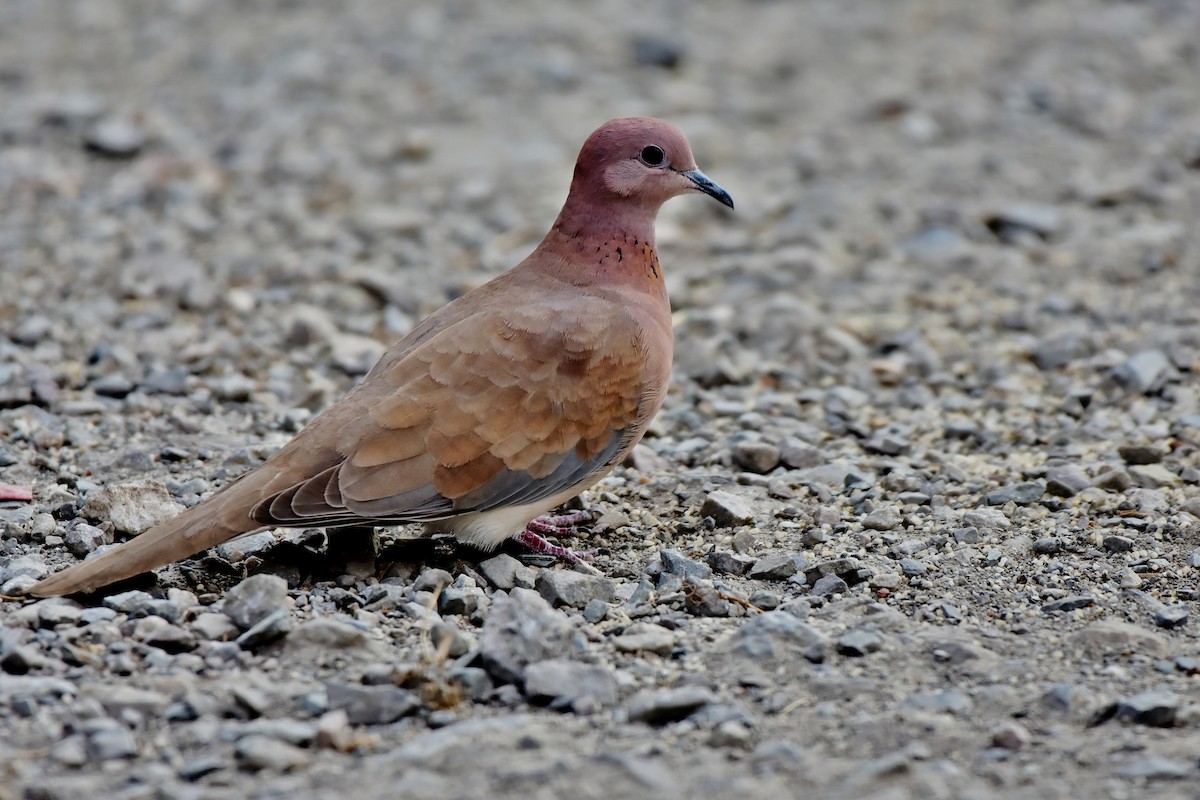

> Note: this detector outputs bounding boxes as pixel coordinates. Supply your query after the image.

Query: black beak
[681,168,734,209]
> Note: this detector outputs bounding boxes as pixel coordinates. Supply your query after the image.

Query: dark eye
[639,145,665,166]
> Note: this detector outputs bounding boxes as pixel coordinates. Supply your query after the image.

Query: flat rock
[479,588,587,684]
[81,480,185,535]
[748,554,800,580]
[1067,621,1167,657]
[625,686,714,725]
[325,682,420,725]
[523,659,617,710]
[836,628,885,657]
[235,734,312,771]
[478,554,536,590]
[1045,465,1090,497]
[222,574,290,630]
[732,610,827,662]
[612,623,676,655]
[1112,689,1180,727]
[535,570,615,608]
[733,440,781,473]
[660,548,713,580]
[700,490,756,527]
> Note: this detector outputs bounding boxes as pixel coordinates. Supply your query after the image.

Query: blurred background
[1,0,1198,423]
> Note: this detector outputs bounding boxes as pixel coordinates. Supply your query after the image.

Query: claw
[509,509,600,563]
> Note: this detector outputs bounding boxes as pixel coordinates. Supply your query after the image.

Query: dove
[30,116,733,597]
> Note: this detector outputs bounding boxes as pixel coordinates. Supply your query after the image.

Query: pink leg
[510,509,601,562]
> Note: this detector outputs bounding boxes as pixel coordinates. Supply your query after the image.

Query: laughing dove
[30,116,733,597]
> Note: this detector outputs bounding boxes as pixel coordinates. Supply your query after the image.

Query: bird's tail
[28,473,269,597]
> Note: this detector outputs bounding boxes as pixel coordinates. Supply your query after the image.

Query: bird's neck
[535,194,666,290]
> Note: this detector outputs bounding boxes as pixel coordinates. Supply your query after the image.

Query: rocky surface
[3,1,1200,798]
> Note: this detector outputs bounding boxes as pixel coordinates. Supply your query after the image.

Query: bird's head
[571,117,734,212]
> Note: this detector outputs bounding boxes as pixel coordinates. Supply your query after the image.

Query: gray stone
[901,689,971,714]
[1045,465,1090,497]
[235,609,296,650]
[748,590,780,610]
[214,531,277,562]
[1093,469,1134,492]
[325,682,420,725]
[811,574,849,597]
[984,202,1062,240]
[439,585,487,617]
[84,117,146,157]
[50,734,87,767]
[479,588,586,684]
[1033,537,1062,554]
[898,559,926,577]
[222,574,290,631]
[660,548,713,580]
[612,623,676,655]
[536,570,615,608]
[1031,330,1091,370]
[1113,689,1179,727]
[36,600,82,628]
[706,551,755,576]
[733,611,827,662]
[581,598,609,623]
[985,480,1045,506]
[963,508,1011,530]
[235,734,311,771]
[1041,595,1093,613]
[1108,350,1173,394]
[430,621,474,658]
[1040,683,1075,714]
[240,719,316,747]
[477,554,536,590]
[625,686,713,725]
[709,720,754,749]
[85,685,168,716]
[862,508,901,531]
[85,723,137,761]
[1115,756,1191,780]
[990,722,1031,750]
[748,554,799,581]
[732,440,781,474]
[836,628,884,657]
[778,438,822,469]
[1154,605,1188,629]
[805,557,865,584]
[191,612,240,642]
[523,659,617,710]
[682,579,731,617]
[1067,621,1167,656]
[81,480,185,535]
[700,490,756,527]
[64,521,111,557]
[1102,535,1134,553]
[1118,443,1167,465]
[137,620,197,653]
[1128,464,1180,488]
[413,568,454,594]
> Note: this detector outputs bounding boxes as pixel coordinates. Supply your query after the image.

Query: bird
[29,116,733,597]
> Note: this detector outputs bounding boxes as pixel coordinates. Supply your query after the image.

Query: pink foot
[510,510,601,563]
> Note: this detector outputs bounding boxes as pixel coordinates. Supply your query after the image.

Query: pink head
[566,117,733,213]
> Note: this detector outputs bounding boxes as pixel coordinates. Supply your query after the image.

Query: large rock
[81,480,185,535]
[479,588,587,684]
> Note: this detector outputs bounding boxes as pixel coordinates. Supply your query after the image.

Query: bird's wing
[251,296,650,528]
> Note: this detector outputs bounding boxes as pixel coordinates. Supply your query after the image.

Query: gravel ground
[3,1,1200,798]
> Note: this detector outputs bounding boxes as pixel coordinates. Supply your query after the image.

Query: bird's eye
[639,145,665,166]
